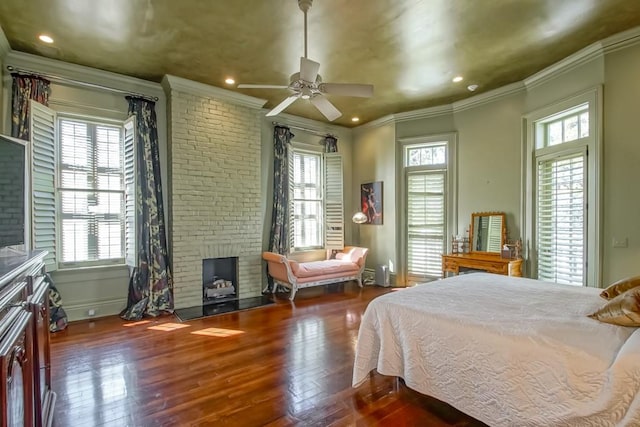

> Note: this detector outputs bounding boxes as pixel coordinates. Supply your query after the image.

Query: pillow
[599,275,640,300]
[589,287,640,327]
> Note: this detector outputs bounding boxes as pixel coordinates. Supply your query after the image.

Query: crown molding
[524,42,604,90]
[601,25,640,54]
[266,110,351,135]
[394,104,454,122]
[354,114,395,132]
[5,51,164,97]
[162,74,267,110]
[452,81,525,113]
[0,25,10,59]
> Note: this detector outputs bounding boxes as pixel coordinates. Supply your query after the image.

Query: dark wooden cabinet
[0,251,55,427]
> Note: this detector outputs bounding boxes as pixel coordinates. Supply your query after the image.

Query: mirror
[0,134,29,251]
[470,212,505,254]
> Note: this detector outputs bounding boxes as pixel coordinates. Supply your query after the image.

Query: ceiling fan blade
[299,57,320,83]
[237,84,289,89]
[320,83,374,98]
[311,96,342,121]
[265,95,300,117]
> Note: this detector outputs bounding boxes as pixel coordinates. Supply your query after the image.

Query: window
[524,88,601,286]
[58,118,125,266]
[289,148,343,252]
[401,134,457,283]
[291,150,323,250]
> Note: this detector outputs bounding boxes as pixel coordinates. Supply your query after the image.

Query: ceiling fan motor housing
[298,0,313,12]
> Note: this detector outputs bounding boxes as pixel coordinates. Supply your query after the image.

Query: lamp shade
[352,212,368,224]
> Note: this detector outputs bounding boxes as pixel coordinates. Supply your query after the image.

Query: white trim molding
[269,110,351,135]
[162,74,267,109]
[452,81,525,113]
[0,25,10,59]
[395,104,454,122]
[5,51,164,98]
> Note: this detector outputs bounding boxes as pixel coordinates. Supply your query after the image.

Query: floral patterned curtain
[269,126,294,254]
[11,74,51,140]
[324,135,338,153]
[120,96,174,320]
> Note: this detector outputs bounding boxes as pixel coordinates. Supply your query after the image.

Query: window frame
[522,87,602,286]
[56,114,127,269]
[397,133,458,285]
[289,147,325,252]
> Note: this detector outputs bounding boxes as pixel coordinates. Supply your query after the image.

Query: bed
[352,273,640,426]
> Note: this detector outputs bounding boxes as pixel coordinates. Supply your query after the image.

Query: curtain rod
[6,65,159,102]
[272,121,336,139]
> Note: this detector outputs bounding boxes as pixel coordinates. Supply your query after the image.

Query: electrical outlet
[612,237,628,248]
[87,309,97,317]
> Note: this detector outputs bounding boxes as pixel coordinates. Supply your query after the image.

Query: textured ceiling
[2,0,640,127]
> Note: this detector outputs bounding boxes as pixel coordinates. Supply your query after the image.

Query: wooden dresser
[442,253,523,277]
[0,250,55,427]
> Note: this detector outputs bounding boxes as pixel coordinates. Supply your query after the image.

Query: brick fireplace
[163,76,266,309]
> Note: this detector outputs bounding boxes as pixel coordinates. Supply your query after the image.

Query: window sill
[55,264,129,273]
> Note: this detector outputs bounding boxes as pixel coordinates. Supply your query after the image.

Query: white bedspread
[352,273,640,426]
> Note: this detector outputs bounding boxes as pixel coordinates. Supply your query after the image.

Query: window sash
[536,152,585,286]
[58,119,125,266]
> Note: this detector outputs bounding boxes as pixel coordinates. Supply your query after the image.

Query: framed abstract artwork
[360,181,383,225]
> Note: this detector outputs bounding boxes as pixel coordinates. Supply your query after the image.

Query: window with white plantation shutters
[290,150,323,250]
[324,153,343,250]
[30,102,57,271]
[536,152,585,285]
[123,117,137,268]
[525,89,600,287]
[407,171,445,279]
[58,118,125,267]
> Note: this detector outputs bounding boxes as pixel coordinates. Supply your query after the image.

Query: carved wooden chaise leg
[289,286,298,301]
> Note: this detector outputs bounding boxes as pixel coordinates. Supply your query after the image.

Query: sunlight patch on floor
[191,327,245,337]
[148,323,191,331]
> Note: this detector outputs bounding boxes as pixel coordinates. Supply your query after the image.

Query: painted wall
[352,121,396,275]
[602,43,640,283]
[453,95,525,239]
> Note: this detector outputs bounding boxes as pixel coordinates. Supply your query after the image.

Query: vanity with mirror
[442,212,523,277]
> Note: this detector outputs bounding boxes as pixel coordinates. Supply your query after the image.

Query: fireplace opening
[202,257,238,304]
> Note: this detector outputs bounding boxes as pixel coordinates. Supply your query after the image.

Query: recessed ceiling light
[224,78,235,85]
[351,117,360,122]
[452,76,464,83]
[38,34,54,44]
[467,84,479,92]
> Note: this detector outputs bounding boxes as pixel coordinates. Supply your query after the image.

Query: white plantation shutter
[407,170,445,279]
[324,153,343,250]
[287,151,295,253]
[30,102,57,271]
[536,152,585,285]
[123,117,137,267]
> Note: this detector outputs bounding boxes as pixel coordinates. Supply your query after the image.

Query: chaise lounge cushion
[291,259,359,278]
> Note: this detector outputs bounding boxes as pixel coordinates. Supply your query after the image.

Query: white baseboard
[63,298,127,322]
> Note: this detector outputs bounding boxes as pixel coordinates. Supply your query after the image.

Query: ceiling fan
[237,0,373,121]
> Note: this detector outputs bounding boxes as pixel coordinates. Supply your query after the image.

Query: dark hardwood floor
[51,283,487,426]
